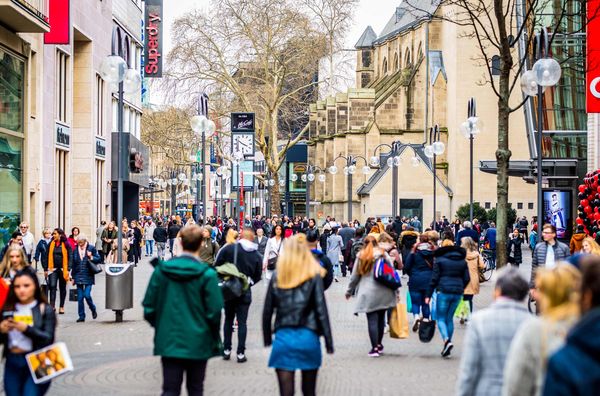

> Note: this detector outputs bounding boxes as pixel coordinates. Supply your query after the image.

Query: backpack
[373,257,402,290]
[350,238,364,263]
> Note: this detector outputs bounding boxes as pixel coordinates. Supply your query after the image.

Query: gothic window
[417,42,423,60]
[362,50,372,68]
[394,52,399,71]
[383,57,388,74]
[404,48,411,67]
[361,72,371,88]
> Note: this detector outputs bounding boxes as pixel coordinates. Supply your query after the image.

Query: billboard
[543,189,572,239]
[232,160,254,191]
[144,0,163,77]
[44,0,70,44]
[587,0,600,112]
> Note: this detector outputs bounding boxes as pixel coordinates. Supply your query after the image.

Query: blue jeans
[4,352,51,396]
[436,292,462,342]
[77,284,96,320]
[145,240,154,255]
[409,290,430,319]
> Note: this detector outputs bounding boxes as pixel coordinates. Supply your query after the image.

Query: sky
[152,0,399,105]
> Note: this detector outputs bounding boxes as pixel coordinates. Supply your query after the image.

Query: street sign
[309,201,321,205]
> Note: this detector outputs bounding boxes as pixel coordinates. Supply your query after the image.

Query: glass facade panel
[0,134,23,250]
[0,48,25,133]
[541,132,587,159]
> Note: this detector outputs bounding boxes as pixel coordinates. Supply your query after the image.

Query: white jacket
[263,236,284,266]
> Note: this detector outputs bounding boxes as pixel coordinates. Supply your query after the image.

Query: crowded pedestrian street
[6,253,521,395]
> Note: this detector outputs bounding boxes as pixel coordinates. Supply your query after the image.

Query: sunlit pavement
[3,251,533,395]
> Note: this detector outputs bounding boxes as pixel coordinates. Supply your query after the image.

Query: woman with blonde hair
[581,236,600,256]
[263,234,333,396]
[503,263,581,396]
[460,237,485,323]
[0,246,29,280]
[345,235,397,357]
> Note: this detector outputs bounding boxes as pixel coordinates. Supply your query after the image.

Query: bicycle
[479,249,496,282]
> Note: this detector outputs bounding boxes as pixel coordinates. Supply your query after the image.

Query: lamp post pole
[468,98,475,222]
[428,125,442,229]
[329,154,369,222]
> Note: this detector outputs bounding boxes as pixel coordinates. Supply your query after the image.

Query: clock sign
[232,133,254,156]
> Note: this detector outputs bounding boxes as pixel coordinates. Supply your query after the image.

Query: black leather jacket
[263,275,333,353]
[1,303,56,357]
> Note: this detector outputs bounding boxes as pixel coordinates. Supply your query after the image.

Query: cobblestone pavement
[5,250,534,395]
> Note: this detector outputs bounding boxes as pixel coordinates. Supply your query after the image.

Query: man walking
[530,224,570,297]
[456,221,479,245]
[338,222,355,277]
[153,221,168,260]
[143,225,224,396]
[456,268,530,396]
[144,219,157,257]
[167,220,181,257]
[19,222,35,262]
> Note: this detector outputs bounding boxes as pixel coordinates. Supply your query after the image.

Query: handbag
[87,260,102,274]
[418,319,436,343]
[69,288,78,302]
[373,258,402,290]
[389,303,409,339]
[218,244,243,301]
[267,240,282,270]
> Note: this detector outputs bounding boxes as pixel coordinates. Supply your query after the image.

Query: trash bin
[105,263,134,322]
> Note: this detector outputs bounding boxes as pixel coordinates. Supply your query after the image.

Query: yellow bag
[389,303,409,339]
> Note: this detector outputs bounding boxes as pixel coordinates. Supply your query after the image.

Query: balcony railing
[0,0,50,32]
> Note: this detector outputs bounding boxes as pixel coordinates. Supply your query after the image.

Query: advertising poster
[26,342,73,384]
[543,190,571,239]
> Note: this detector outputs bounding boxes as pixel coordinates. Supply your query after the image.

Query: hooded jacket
[403,243,434,291]
[569,232,586,254]
[399,230,419,261]
[542,308,600,396]
[215,240,262,291]
[428,246,470,297]
[143,253,223,360]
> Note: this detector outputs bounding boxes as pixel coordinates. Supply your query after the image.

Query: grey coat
[346,252,397,314]
[456,299,530,396]
[530,241,570,288]
[502,317,576,396]
[326,234,343,265]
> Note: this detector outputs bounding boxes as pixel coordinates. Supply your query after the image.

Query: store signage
[144,0,163,77]
[95,137,106,158]
[231,113,255,132]
[588,0,600,112]
[55,122,70,148]
[44,0,70,44]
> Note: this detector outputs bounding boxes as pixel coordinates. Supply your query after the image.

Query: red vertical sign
[44,0,70,45]
[588,0,600,112]
[239,172,245,229]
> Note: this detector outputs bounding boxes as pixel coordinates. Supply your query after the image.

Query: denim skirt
[268,327,322,371]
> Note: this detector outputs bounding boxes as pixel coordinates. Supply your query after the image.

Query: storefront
[0,46,25,250]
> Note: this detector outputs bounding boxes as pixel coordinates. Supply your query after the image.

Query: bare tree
[304,0,359,96]
[404,0,586,267]
[165,0,335,214]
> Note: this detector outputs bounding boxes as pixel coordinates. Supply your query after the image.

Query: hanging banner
[144,0,163,77]
[587,0,600,112]
[44,0,70,44]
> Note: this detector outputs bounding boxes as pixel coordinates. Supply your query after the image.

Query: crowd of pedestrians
[2,212,600,395]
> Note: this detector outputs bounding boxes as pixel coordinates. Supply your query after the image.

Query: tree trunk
[270,171,282,216]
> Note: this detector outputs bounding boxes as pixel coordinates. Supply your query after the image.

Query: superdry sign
[144,0,163,77]
[588,0,600,112]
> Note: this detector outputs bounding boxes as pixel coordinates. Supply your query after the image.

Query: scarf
[48,241,69,281]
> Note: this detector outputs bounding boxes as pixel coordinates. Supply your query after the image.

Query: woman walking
[44,228,72,314]
[264,224,285,281]
[346,236,397,357]
[130,220,143,266]
[198,226,220,266]
[507,228,524,267]
[326,227,344,282]
[460,237,485,324]
[263,234,334,396]
[67,227,80,251]
[503,264,581,396]
[33,229,52,272]
[0,268,57,395]
[403,234,435,330]
[426,242,470,357]
[71,234,101,323]
[101,222,118,261]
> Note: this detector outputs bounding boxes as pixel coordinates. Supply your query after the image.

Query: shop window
[55,149,68,229]
[96,159,104,227]
[96,74,105,136]
[0,134,23,251]
[0,47,25,133]
[56,50,69,124]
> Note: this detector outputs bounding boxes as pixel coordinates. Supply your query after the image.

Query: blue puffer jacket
[71,244,101,285]
[427,246,470,297]
[543,308,600,396]
[403,245,434,291]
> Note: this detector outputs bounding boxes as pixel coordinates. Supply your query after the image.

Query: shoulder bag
[219,244,243,301]
[267,239,282,271]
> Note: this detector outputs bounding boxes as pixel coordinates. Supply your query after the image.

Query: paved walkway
[6,251,534,395]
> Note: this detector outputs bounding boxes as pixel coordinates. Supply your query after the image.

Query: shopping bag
[406,290,412,313]
[454,298,465,318]
[418,319,436,343]
[68,288,78,302]
[389,303,409,339]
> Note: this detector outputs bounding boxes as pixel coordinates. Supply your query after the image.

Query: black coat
[506,235,524,264]
[42,241,72,272]
[214,242,262,293]
[428,246,470,297]
[167,224,181,239]
[1,303,56,357]
[34,239,50,269]
[319,231,331,252]
[403,248,434,291]
[262,275,333,353]
[153,226,168,243]
[311,248,333,290]
[71,244,101,285]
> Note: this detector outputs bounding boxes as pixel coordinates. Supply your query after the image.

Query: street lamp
[520,27,562,242]
[99,27,141,271]
[459,98,484,222]
[190,103,216,225]
[424,124,445,229]
[302,165,326,218]
[328,154,369,221]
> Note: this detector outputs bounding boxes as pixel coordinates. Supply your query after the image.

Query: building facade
[0,0,145,251]
[307,3,537,224]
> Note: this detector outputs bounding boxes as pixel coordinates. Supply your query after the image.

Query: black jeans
[223,295,251,354]
[161,357,207,396]
[340,249,348,276]
[132,242,141,264]
[366,309,386,349]
[47,270,67,308]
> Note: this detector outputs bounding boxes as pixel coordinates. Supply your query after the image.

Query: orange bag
[389,303,409,339]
